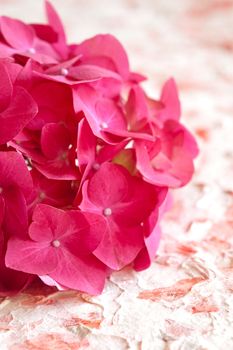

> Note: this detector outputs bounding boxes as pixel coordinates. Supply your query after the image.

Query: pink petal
[0,151,33,198]
[0,62,12,112]
[74,34,130,79]
[159,78,181,122]
[134,225,161,271]
[31,24,58,43]
[3,187,28,239]
[45,0,68,59]
[0,16,35,50]
[49,250,107,295]
[40,123,71,159]
[5,238,58,275]
[77,118,96,174]
[86,162,129,208]
[135,140,182,187]
[68,64,121,81]
[0,86,38,144]
[0,262,33,296]
[93,220,143,270]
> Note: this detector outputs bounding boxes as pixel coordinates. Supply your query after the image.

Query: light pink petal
[68,64,121,81]
[134,225,161,271]
[5,238,58,275]
[73,85,127,143]
[159,78,181,121]
[0,16,35,50]
[135,140,182,187]
[45,0,68,59]
[74,34,130,79]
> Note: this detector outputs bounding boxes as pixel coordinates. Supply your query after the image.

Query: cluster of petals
[0,1,198,295]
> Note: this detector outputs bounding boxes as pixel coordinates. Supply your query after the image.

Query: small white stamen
[92,162,100,170]
[68,144,73,150]
[39,192,46,200]
[140,222,144,227]
[52,239,61,248]
[75,158,79,167]
[61,68,69,76]
[103,208,112,216]
[100,122,108,129]
[28,47,36,54]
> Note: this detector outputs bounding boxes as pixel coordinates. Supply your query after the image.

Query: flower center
[103,207,112,216]
[61,68,69,76]
[52,240,61,248]
[39,191,46,200]
[100,122,108,129]
[28,47,36,54]
[92,162,100,170]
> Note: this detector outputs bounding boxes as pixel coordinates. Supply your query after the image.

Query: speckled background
[0,0,233,349]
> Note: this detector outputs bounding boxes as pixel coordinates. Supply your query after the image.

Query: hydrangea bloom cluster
[0,2,198,295]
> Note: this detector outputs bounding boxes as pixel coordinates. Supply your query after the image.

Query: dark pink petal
[77,118,96,174]
[0,196,5,226]
[74,34,130,79]
[31,24,58,43]
[41,123,71,159]
[0,62,12,112]
[28,80,73,130]
[0,151,33,198]
[5,238,58,275]
[0,16,35,50]
[34,159,79,181]
[3,187,28,239]
[29,169,75,209]
[0,86,38,144]
[0,262,34,296]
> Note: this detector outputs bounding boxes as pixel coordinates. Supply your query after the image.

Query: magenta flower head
[1,2,198,295]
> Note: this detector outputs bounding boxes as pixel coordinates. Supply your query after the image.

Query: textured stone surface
[0,0,233,349]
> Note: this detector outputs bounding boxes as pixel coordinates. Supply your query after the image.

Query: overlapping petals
[0,2,198,295]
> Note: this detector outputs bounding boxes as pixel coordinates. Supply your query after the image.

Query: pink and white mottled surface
[0,0,233,349]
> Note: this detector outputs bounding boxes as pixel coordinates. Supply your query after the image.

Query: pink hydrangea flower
[0,2,198,295]
[80,162,165,270]
[6,204,108,295]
